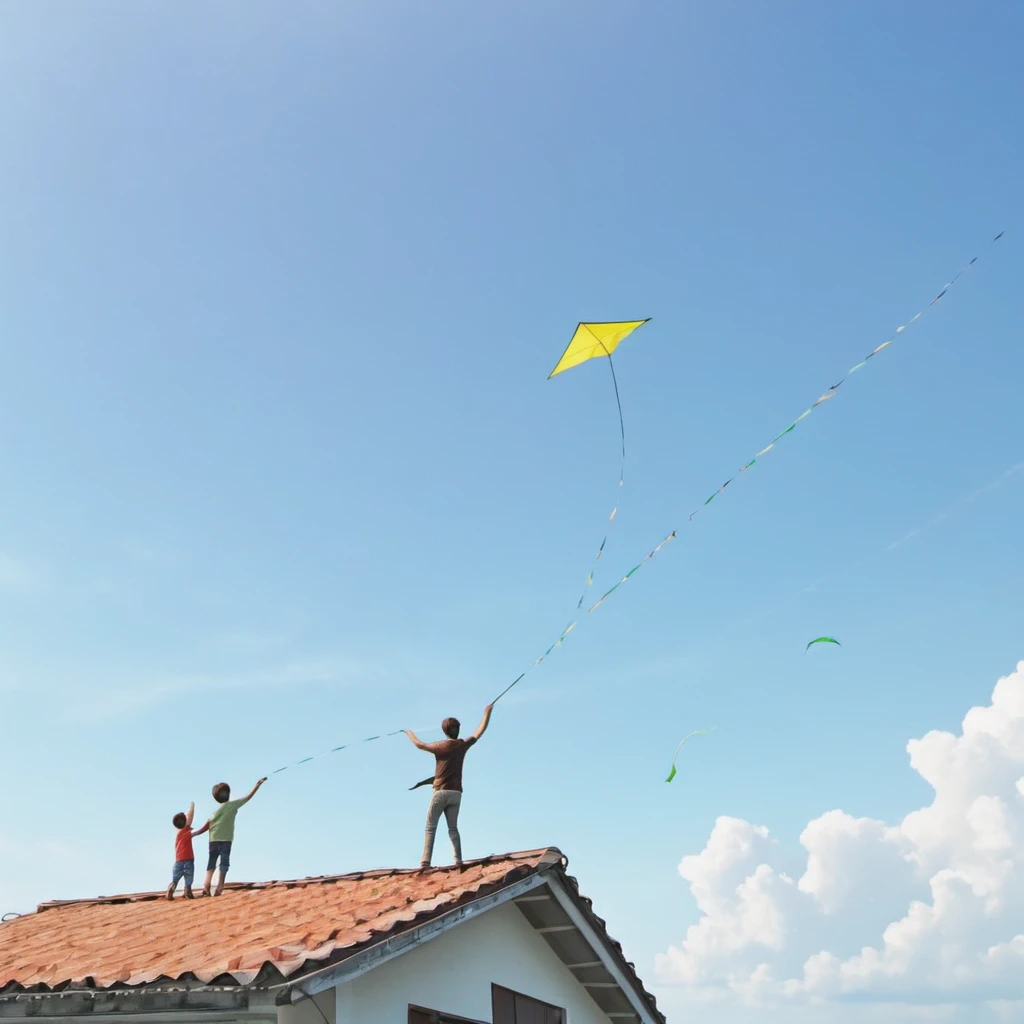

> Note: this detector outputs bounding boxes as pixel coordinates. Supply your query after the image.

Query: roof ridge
[30,848,563,913]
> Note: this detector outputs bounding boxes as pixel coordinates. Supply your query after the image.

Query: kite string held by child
[404,703,493,869]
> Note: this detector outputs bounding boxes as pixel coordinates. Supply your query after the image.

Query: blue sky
[1,2,1022,1021]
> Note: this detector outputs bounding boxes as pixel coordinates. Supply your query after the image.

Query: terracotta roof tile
[0,847,664,1023]
[0,849,557,992]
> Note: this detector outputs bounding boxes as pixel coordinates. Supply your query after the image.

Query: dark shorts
[207,841,232,872]
[171,859,194,886]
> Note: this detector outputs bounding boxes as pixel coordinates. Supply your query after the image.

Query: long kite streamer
[256,231,1004,781]
[666,728,714,782]
[583,231,1006,617]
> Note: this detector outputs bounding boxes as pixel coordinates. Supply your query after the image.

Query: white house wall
[279,988,336,1024]
[325,901,611,1024]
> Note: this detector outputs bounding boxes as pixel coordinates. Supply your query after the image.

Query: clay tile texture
[0,849,559,992]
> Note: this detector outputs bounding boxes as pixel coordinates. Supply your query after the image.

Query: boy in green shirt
[200,776,266,897]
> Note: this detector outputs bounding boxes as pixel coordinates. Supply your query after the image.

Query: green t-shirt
[209,795,251,842]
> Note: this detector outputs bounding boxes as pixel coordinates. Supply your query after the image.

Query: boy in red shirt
[167,801,209,900]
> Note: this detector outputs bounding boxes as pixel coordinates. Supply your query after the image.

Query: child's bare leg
[202,868,214,895]
[184,883,194,899]
[214,868,227,896]
[166,881,176,900]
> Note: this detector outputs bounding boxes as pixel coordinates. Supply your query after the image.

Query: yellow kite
[548,320,650,378]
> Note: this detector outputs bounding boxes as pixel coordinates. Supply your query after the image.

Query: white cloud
[657,661,1024,1015]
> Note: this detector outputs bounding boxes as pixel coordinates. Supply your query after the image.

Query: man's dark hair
[441,717,460,739]
[172,812,187,829]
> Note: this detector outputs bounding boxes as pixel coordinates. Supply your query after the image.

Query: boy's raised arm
[242,777,268,802]
[192,819,210,837]
[185,801,195,828]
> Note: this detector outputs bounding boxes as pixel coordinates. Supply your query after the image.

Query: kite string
[491,672,525,705]
[266,344,627,765]
[496,343,628,705]
[490,345,630,705]
[266,727,429,777]
[582,229,1006,616]
[274,330,639,742]
[263,231,1006,773]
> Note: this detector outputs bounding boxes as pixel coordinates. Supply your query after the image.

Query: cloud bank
[657,662,1024,1016]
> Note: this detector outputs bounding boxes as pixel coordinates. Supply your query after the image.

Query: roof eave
[0,986,277,1021]
[272,868,553,1003]
[538,866,665,1024]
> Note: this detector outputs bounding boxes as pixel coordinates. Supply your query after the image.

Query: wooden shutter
[492,985,517,1024]
[491,985,565,1024]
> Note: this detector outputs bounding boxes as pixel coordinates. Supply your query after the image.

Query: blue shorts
[171,859,194,886]
[207,840,232,872]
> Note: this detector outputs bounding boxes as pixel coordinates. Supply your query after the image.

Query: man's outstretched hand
[405,729,429,750]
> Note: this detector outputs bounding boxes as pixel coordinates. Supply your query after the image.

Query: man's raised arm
[470,704,494,742]
[404,729,432,751]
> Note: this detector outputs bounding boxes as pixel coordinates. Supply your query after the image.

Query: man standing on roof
[404,703,493,869]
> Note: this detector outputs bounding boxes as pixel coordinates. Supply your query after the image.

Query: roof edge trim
[542,868,664,1024]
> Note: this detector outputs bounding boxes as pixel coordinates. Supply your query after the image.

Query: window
[408,1006,487,1024]
[491,984,565,1024]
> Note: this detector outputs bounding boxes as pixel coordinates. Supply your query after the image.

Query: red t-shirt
[174,827,194,862]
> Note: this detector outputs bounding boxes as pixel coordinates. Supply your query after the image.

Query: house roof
[0,848,664,1022]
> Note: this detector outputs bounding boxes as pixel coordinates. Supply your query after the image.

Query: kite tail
[489,325,641,708]
[573,349,627,611]
[608,347,626,472]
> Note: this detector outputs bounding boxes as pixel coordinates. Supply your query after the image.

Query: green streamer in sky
[665,728,714,782]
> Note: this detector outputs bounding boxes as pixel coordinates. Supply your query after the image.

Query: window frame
[408,1004,488,1024]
